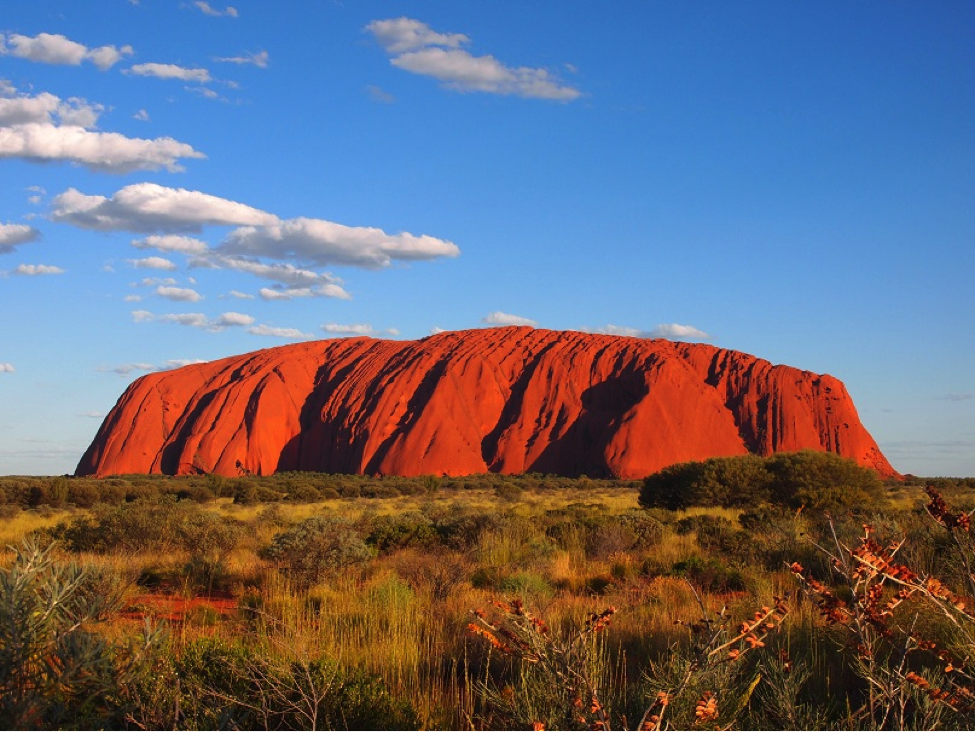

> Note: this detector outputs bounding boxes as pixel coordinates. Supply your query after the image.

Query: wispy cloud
[192,1,238,18]
[102,358,207,376]
[366,17,581,101]
[482,311,538,327]
[131,309,253,330]
[12,263,64,276]
[583,323,712,342]
[259,285,350,301]
[1,32,133,70]
[589,324,642,338]
[126,62,212,83]
[0,363,14,373]
[366,85,395,104]
[248,324,314,339]
[214,50,268,67]
[936,393,974,402]
[26,185,46,205]
[322,323,399,337]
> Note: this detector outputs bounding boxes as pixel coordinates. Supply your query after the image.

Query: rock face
[76,327,896,479]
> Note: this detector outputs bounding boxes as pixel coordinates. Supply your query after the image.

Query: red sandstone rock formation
[76,327,897,479]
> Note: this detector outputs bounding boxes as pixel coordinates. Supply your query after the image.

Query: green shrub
[365,512,439,554]
[259,516,373,589]
[176,511,243,592]
[51,496,239,565]
[640,451,884,512]
[494,483,525,502]
[617,510,665,548]
[435,508,509,550]
[499,570,554,600]
[671,555,747,593]
[766,450,884,510]
[53,496,190,553]
[639,460,708,510]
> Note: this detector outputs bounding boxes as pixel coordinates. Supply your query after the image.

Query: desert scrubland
[3,460,975,730]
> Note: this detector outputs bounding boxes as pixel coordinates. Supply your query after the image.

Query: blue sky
[1,1,972,477]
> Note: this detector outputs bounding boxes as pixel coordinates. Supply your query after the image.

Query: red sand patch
[121,591,237,623]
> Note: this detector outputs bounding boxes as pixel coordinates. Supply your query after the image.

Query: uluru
[76,327,896,480]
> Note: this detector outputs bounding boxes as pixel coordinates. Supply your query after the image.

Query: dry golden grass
[6,479,921,730]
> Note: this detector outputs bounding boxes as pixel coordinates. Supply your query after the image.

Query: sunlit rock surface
[77,327,896,479]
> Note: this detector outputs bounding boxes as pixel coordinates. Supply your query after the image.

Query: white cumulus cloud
[156,285,203,302]
[482,311,538,327]
[322,323,377,336]
[213,311,254,327]
[129,256,177,270]
[367,17,468,54]
[51,183,278,232]
[1,32,133,70]
[366,17,581,101]
[221,216,459,268]
[0,222,40,253]
[0,363,15,373]
[0,87,204,173]
[649,323,711,341]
